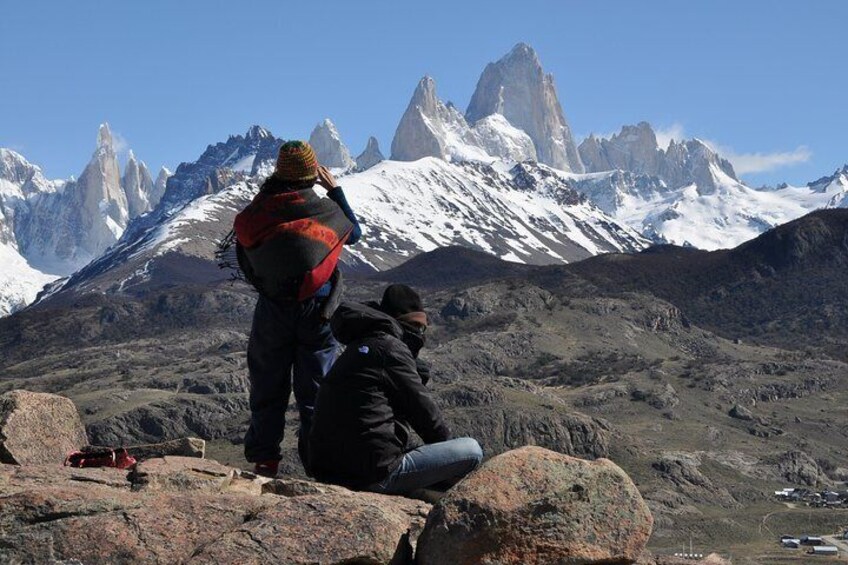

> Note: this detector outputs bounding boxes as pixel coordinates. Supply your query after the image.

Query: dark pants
[243,294,339,469]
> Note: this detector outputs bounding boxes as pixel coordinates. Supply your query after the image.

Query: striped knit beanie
[275,140,319,182]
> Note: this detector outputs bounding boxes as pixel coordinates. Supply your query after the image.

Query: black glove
[415,358,431,386]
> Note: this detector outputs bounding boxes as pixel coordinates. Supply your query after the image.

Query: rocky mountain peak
[579,122,661,176]
[122,150,155,219]
[502,42,542,67]
[392,75,536,164]
[808,164,848,188]
[97,123,114,153]
[0,148,28,182]
[308,118,354,169]
[355,136,384,170]
[157,126,281,213]
[245,124,271,141]
[579,123,737,194]
[411,75,439,113]
[465,43,584,173]
[391,77,453,162]
[150,166,171,207]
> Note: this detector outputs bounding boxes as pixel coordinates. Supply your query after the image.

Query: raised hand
[316,165,339,191]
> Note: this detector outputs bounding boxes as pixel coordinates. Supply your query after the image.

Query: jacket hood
[330,301,403,345]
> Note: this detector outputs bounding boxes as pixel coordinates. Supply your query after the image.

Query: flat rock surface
[189,492,430,564]
[0,456,430,564]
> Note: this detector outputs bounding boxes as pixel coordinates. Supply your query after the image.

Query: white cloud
[584,121,811,175]
[654,123,686,150]
[654,122,811,174]
[111,130,130,157]
[702,139,812,175]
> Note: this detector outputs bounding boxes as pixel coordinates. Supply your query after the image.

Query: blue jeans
[368,437,483,495]
[243,294,339,468]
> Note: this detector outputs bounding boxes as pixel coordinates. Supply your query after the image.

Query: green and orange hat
[275,140,319,182]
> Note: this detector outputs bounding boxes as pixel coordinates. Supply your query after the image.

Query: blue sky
[2,1,846,186]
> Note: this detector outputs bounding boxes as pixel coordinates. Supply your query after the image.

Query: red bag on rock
[64,447,137,469]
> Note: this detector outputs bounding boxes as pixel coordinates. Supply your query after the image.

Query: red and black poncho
[234,181,353,302]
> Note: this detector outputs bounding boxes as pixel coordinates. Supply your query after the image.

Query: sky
[2,0,846,187]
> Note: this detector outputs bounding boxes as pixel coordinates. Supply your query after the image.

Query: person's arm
[327,186,361,244]
[316,165,362,244]
[381,341,451,444]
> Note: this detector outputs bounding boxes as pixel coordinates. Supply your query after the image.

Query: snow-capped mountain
[157,124,277,214]
[579,122,737,193]
[4,42,847,316]
[0,125,166,315]
[391,76,536,164]
[0,149,62,314]
[341,158,646,270]
[805,165,848,207]
[309,119,355,170]
[570,122,848,249]
[46,124,648,298]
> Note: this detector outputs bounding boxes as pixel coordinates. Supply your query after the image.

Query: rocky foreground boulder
[0,390,87,465]
[0,461,430,564]
[0,390,660,563]
[416,446,653,565]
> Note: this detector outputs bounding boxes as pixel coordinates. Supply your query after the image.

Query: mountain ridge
[2,42,847,317]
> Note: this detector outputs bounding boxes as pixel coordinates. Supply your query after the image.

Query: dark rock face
[445,405,611,460]
[0,390,87,465]
[441,284,556,320]
[158,124,280,212]
[651,457,738,508]
[417,446,653,565]
[85,393,249,446]
[767,450,822,486]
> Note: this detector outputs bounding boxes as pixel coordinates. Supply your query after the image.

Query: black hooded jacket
[308,302,451,488]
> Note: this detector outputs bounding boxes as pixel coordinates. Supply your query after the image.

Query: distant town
[774,487,848,558]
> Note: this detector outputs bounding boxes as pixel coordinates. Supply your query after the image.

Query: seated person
[308,284,483,495]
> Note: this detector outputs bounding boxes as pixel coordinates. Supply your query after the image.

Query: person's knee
[454,437,483,467]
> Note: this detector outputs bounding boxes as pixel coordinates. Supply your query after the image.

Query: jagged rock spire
[579,122,738,193]
[466,43,584,173]
[391,76,450,161]
[355,136,384,170]
[122,150,155,218]
[309,119,355,169]
[391,76,535,164]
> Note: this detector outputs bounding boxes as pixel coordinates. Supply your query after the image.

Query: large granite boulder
[417,446,653,565]
[0,390,87,465]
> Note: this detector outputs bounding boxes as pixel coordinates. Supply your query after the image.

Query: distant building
[801,536,824,546]
[809,545,838,556]
[781,539,800,549]
[823,491,840,502]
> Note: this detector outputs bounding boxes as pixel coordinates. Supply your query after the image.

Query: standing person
[308,284,483,495]
[234,140,361,477]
